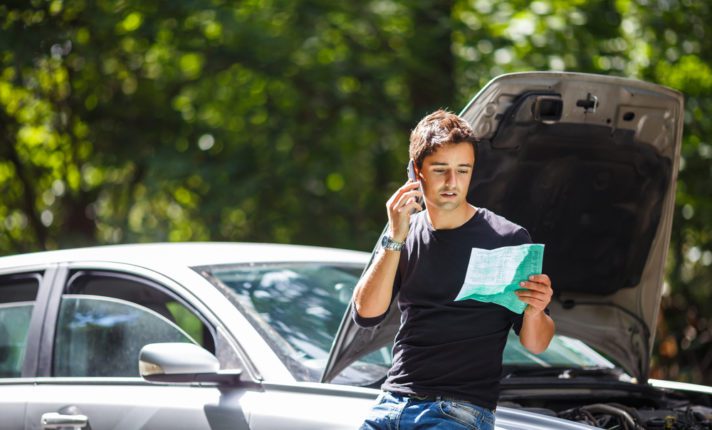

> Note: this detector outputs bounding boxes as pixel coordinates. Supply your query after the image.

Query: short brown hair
[409,109,478,168]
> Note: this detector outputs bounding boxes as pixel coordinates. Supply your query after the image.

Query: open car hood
[324,72,684,383]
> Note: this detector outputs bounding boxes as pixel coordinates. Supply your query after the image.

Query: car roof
[0,242,371,271]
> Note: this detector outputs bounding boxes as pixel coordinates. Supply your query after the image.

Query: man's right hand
[386,180,423,242]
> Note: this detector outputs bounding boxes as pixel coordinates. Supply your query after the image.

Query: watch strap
[382,235,405,251]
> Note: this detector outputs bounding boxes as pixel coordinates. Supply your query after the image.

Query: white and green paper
[455,243,545,314]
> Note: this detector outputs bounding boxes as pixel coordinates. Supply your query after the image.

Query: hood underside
[324,72,684,383]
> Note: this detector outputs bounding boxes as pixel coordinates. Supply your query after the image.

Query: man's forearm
[353,249,400,318]
[519,309,555,354]
[356,179,419,319]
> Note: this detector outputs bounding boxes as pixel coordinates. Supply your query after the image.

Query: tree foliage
[0,0,710,384]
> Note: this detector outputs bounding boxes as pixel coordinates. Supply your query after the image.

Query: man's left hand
[516,274,552,315]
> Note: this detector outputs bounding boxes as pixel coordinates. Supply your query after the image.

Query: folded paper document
[455,244,545,314]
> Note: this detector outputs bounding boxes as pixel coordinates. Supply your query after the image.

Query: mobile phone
[407,159,424,212]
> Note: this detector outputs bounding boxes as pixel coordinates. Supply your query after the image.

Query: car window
[52,271,215,377]
[199,263,389,383]
[53,295,194,377]
[0,273,40,378]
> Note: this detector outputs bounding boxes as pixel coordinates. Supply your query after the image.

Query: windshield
[503,330,616,369]
[198,262,391,384]
[198,261,617,385]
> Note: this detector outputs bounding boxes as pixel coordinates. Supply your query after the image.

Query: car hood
[324,72,684,383]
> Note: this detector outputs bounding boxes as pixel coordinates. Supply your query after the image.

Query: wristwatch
[381,235,405,251]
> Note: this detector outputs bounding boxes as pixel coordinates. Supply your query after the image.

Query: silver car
[0,242,591,430]
[1,72,709,429]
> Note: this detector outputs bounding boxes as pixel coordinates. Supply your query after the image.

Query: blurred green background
[1,0,710,384]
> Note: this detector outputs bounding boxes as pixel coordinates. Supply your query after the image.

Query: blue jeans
[359,392,495,430]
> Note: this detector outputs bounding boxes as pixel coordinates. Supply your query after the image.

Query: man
[353,110,555,429]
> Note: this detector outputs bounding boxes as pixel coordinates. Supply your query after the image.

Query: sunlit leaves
[118,12,143,33]
[656,55,712,96]
[178,52,204,80]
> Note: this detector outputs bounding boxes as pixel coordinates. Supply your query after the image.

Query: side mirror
[139,342,242,385]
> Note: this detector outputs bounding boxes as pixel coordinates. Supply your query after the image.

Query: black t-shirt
[354,207,532,410]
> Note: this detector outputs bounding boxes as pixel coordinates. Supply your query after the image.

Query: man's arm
[353,181,422,319]
[516,274,555,354]
[353,248,401,318]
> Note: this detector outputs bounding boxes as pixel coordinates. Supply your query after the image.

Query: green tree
[623,0,712,384]
[1,0,710,384]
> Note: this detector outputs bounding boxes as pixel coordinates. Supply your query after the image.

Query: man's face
[417,142,475,212]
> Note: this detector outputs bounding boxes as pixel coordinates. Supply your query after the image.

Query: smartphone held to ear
[407,159,424,213]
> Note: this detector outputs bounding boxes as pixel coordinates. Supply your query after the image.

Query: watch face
[381,235,388,247]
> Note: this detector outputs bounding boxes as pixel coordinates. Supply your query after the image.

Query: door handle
[41,412,89,429]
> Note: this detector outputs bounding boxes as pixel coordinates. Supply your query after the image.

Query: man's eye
[458,170,469,174]
[434,170,445,174]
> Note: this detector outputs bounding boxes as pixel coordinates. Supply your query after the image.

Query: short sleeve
[511,312,524,335]
[510,227,532,246]
[511,307,551,335]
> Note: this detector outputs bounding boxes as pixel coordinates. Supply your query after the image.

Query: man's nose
[445,170,456,187]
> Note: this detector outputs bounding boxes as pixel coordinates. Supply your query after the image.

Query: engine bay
[500,381,712,429]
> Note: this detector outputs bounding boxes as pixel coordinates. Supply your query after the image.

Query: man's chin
[432,200,464,211]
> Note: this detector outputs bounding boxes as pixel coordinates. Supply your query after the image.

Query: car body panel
[0,381,28,430]
[20,380,373,430]
[494,407,600,430]
[22,381,224,429]
[648,378,712,396]
[463,72,683,383]
[0,242,369,271]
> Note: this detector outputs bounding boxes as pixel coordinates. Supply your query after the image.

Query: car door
[23,264,254,430]
[0,269,50,430]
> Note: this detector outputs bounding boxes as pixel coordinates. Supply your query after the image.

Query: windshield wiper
[502,365,624,379]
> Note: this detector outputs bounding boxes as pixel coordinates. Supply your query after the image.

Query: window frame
[0,269,50,380]
[36,264,247,382]
[63,270,216,351]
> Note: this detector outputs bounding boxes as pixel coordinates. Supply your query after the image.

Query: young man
[353,110,555,430]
